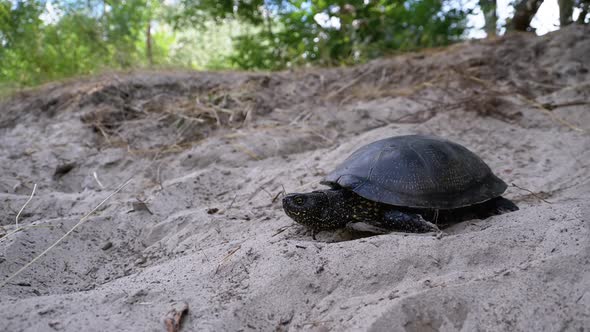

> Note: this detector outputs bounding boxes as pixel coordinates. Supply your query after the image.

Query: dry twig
[231,142,260,160]
[272,225,293,237]
[227,195,238,210]
[512,183,553,204]
[0,178,132,289]
[515,95,586,133]
[93,172,105,189]
[326,69,374,99]
[15,183,37,228]
[456,70,586,133]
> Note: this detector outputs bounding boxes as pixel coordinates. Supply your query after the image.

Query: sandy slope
[0,26,589,331]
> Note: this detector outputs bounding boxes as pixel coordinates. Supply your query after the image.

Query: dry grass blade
[515,95,586,133]
[381,76,440,97]
[222,246,241,262]
[166,111,206,124]
[227,195,238,210]
[15,183,37,228]
[215,245,242,274]
[457,70,586,133]
[2,222,59,240]
[0,178,133,289]
[542,100,590,110]
[303,127,334,143]
[271,189,284,204]
[93,172,105,189]
[194,97,223,126]
[94,122,113,144]
[272,225,293,237]
[232,142,260,160]
[247,177,278,202]
[512,183,553,204]
[288,110,312,126]
[326,69,374,99]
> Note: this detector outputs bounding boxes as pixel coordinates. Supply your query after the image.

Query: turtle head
[282,190,346,230]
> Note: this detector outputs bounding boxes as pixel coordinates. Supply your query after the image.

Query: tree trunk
[577,1,589,24]
[146,20,153,67]
[510,0,544,31]
[558,0,574,26]
[480,0,497,37]
[264,6,278,60]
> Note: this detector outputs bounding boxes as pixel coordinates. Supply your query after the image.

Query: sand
[0,25,589,331]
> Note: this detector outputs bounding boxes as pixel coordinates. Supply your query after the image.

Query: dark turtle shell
[321,135,508,209]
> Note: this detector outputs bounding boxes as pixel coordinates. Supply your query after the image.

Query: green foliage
[171,0,267,27]
[229,29,283,69]
[10,0,582,90]
[0,0,171,87]
[0,1,45,84]
[176,0,470,69]
[165,20,242,70]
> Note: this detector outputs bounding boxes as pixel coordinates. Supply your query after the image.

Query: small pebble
[101,241,113,250]
[48,321,63,331]
[38,307,56,316]
[388,290,399,300]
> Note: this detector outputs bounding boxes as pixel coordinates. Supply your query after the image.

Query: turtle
[282,135,518,234]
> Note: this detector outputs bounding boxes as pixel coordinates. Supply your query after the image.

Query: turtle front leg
[450,196,519,221]
[486,196,519,214]
[379,210,440,233]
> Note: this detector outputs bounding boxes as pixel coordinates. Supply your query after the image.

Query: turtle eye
[294,196,305,206]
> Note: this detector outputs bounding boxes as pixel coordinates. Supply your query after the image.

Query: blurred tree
[576,0,590,23]
[0,0,170,86]
[101,0,157,67]
[479,0,497,36]
[0,0,45,84]
[559,0,574,26]
[1,0,587,89]
[509,0,544,31]
[175,0,471,69]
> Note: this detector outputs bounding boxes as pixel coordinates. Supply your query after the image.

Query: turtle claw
[424,220,441,233]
